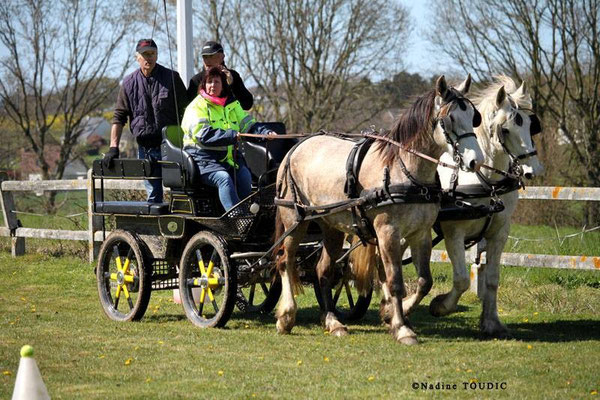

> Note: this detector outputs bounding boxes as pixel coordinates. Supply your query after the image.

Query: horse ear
[456,73,472,95]
[436,75,448,98]
[514,81,528,98]
[496,86,506,108]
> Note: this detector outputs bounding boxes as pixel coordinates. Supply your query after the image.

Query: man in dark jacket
[103,39,189,203]
[186,41,254,110]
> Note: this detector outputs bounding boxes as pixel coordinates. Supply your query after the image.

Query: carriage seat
[160,125,213,195]
[241,122,294,183]
[91,159,169,215]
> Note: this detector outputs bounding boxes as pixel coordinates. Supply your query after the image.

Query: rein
[240,131,521,180]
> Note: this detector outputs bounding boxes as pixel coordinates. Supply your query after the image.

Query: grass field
[1,249,599,399]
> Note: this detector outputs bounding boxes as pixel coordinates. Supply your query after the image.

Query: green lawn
[1,251,599,399]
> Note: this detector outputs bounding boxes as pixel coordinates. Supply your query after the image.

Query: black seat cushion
[242,122,294,182]
[95,201,169,215]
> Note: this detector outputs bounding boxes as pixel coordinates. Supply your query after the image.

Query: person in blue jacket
[104,38,188,203]
[181,66,276,211]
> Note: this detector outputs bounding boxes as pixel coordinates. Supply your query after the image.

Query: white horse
[274,76,484,344]
[429,76,544,337]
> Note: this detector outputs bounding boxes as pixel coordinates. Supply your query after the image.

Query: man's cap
[136,39,158,53]
[201,41,224,56]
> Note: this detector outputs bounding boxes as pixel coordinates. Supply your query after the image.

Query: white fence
[1,172,600,271]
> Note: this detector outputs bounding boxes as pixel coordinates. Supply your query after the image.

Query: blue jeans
[201,167,252,211]
[138,146,163,203]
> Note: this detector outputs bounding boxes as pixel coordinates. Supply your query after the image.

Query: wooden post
[87,169,102,263]
[0,177,25,256]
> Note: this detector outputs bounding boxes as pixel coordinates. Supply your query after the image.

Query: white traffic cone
[11,345,50,400]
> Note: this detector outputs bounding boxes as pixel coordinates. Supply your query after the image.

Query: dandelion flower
[218,370,224,376]
[467,369,473,373]
[368,376,375,382]
[323,356,329,362]
[527,345,533,350]
[297,360,303,366]
[3,371,12,376]
[469,378,478,384]
[591,390,597,395]
[523,318,529,323]
[98,355,105,359]
[146,378,152,383]
[533,312,538,316]
[124,358,132,366]
[158,340,164,345]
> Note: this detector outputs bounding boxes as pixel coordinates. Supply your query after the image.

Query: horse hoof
[330,326,348,337]
[276,318,294,335]
[399,336,418,346]
[482,327,511,340]
[394,326,418,345]
[480,320,510,339]
[429,294,453,317]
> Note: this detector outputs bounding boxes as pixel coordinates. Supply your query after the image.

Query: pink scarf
[200,89,227,106]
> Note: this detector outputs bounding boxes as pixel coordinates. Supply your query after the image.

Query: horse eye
[515,113,523,126]
[457,99,466,111]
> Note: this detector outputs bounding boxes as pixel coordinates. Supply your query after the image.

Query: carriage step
[95,201,169,215]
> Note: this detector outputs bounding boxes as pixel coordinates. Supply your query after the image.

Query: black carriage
[92,124,371,328]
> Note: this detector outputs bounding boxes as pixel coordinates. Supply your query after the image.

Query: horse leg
[479,234,510,338]
[429,233,470,317]
[402,231,433,315]
[316,229,347,336]
[275,222,308,335]
[378,231,417,345]
[379,269,393,325]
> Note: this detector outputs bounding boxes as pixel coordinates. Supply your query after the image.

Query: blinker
[530,114,542,136]
[473,109,481,128]
[515,113,523,126]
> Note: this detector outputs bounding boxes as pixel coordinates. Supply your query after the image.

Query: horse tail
[349,237,377,295]
[273,208,303,295]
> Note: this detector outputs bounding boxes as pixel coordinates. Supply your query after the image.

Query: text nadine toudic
[412,381,508,391]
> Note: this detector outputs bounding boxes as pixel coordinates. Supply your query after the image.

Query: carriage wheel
[313,261,372,322]
[96,230,152,321]
[236,271,282,314]
[179,231,237,328]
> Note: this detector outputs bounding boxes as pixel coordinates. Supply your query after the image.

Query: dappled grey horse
[273,76,483,344]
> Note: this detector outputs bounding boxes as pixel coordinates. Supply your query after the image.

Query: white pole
[177,0,194,86]
[174,0,194,305]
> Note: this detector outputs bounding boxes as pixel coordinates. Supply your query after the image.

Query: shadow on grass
[506,319,600,342]
[229,301,600,342]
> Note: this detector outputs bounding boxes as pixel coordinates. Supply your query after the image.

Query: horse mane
[472,75,532,116]
[377,90,436,165]
[472,75,533,148]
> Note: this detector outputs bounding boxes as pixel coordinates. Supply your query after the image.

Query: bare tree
[429,0,600,223]
[193,0,409,133]
[0,0,136,208]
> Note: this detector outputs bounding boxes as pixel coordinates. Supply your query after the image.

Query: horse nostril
[524,172,533,179]
[468,159,476,170]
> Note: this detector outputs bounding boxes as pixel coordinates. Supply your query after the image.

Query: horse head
[433,74,484,172]
[485,80,544,179]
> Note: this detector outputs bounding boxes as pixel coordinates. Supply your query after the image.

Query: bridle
[494,106,541,177]
[435,89,481,171]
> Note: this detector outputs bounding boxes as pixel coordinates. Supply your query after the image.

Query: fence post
[0,176,25,256]
[87,169,102,263]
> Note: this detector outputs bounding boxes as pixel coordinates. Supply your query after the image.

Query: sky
[397,0,448,76]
